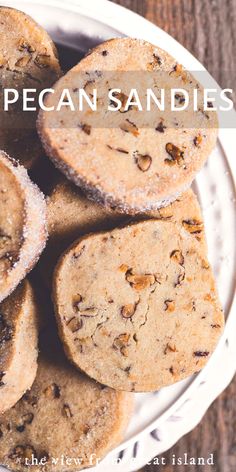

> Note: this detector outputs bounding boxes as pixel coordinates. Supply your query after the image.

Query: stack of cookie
[0,7,224,472]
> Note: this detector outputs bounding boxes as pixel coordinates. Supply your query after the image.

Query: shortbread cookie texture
[0,280,38,414]
[0,6,61,168]
[39,177,128,286]
[0,151,47,303]
[39,178,205,286]
[38,37,218,213]
[0,337,133,472]
[53,219,224,392]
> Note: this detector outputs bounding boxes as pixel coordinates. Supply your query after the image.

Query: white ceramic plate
[1,1,236,470]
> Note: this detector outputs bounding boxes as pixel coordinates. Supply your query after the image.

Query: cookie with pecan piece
[0,6,61,169]
[0,280,38,414]
[39,177,206,287]
[38,177,128,287]
[0,151,47,303]
[38,37,218,213]
[53,219,224,392]
[0,333,133,471]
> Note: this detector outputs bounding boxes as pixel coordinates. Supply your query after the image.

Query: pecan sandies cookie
[38,38,218,213]
[0,151,47,303]
[40,180,206,287]
[0,6,61,169]
[0,280,38,413]
[0,335,133,471]
[53,219,224,392]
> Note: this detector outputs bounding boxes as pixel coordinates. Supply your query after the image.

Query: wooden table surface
[110,1,236,471]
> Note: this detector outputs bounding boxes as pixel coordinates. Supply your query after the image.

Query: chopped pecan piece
[170,63,187,82]
[173,63,183,73]
[126,270,155,290]
[134,152,152,172]
[73,245,85,259]
[73,294,83,310]
[147,53,162,69]
[0,371,5,387]
[15,56,31,67]
[78,305,98,317]
[207,101,214,108]
[66,317,83,333]
[9,445,36,463]
[175,93,185,104]
[156,121,166,133]
[164,343,177,354]
[78,123,91,135]
[201,259,210,269]
[16,413,34,433]
[170,250,184,266]
[153,53,162,65]
[193,134,203,147]
[120,119,139,136]
[174,270,185,287]
[119,264,129,273]
[83,424,91,434]
[182,219,203,234]
[44,383,61,399]
[165,143,184,166]
[113,333,130,356]
[63,403,73,418]
[204,293,215,302]
[34,54,51,68]
[0,55,7,68]
[194,351,209,357]
[164,300,175,312]
[107,145,129,154]
[110,91,131,113]
[18,38,35,53]
[121,303,137,319]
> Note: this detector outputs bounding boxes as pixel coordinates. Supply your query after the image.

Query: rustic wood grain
[111,0,236,99]
[145,0,236,101]
[110,1,236,471]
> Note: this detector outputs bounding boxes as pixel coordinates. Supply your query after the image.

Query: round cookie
[39,177,206,287]
[0,151,47,303]
[0,280,38,414]
[0,335,133,472]
[53,219,224,392]
[0,6,61,169]
[38,37,218,213]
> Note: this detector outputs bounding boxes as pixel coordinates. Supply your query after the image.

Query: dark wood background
[110,1,236,471]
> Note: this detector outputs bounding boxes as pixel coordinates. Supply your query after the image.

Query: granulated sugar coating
[0,151,47,303]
